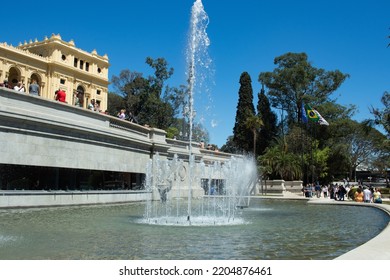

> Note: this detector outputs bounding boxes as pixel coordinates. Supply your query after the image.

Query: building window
[96,89,101,95]
[60,79,66,84]
[80,60,84,70]
[74,58,78,67]
[86,62,89,72]
[61,54,66,61]
[97,67,101,73]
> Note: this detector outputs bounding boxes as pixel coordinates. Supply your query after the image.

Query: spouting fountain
[140,0,258,226]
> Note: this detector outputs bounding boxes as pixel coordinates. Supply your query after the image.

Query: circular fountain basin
[0,199,388,260]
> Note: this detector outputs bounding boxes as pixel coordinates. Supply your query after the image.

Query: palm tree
[245,115,264,155]
[258,137,302,181]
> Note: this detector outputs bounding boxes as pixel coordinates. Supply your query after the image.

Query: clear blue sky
[3,0,389,147]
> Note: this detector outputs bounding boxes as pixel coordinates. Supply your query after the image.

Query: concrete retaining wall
[0,190,151,208]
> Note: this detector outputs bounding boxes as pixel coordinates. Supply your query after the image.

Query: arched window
[8,67,21,88]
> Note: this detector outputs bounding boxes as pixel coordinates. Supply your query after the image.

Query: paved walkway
[257,191,390,259]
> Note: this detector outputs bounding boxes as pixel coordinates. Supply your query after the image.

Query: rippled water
[0,199,388,260]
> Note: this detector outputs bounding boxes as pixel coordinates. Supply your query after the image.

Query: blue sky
[3,0,389,147]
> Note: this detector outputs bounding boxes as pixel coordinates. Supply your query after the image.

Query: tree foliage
[367,91,390,136]
[258,52,349,124]
[256,87,278,155]
[110,57,187,130]
[244,115,263,155]
[258,137,303,181]
[232,72,256,152]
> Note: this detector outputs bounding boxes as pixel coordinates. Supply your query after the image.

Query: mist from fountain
[142,153,257,226]
[140,0,258,226]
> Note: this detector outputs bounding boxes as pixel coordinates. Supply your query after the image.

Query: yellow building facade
[0,34,109,111]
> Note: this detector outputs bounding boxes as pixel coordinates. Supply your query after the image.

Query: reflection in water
[0,199,388,260]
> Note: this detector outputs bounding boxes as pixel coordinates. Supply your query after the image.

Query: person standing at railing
[54,88,66,102]
[0,79,11,88]
[29,79,40,96]
[117,108,126,120]
[14,81,25,92]
[87,99,95,110]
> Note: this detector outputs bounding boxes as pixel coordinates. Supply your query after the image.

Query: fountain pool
[1,199,389,260]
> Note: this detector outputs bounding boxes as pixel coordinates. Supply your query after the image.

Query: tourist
[315,183,321,198]
[322,185,328,198]
[333,184,338,200]
[117,109,126,120]
[373,188,382,204]
[73,90,82,107]
[0,79,11,88]
[304,184,312,198]
[345,184,351,200]
[338,184,346,201]
[363,186,372,203]
[29,79,40,96]
[14,81,25,92]
[94,101,100,112]
[127,111,138,123]
[87,99,95,110]
[54,88,66,102]
[354,188,363,202]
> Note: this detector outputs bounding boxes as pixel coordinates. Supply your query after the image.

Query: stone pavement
[257,191,390,259]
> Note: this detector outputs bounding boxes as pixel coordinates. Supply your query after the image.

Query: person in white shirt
[14,81,25,92]
[363,187,372,203]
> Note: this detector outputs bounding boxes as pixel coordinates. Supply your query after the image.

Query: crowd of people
[1,79,42,96]
[303,182,383,204]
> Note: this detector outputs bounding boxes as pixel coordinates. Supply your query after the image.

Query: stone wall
[0,88,238,205]
[258,179,303,194]
[0,190,150,208]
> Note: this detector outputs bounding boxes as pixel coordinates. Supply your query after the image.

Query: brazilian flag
[304,104,319,123]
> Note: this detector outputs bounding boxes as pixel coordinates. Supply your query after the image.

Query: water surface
[0,199,388,260]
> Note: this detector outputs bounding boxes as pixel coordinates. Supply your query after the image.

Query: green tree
[367,91,390,136]
[111,57,186,130]
[220,135,239,154]
[258,138,303,181]
[303,140,330,184]
[245,115,263,155]
[233,72,256,152]
[107,91,126,116]
[325,118,387,181]
[256,87,278,155]
[258,52,349,124]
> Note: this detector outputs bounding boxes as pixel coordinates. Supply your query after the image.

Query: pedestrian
[322,185,328,198]
[315,183,321,198]
[338,185,346,201]
[363,186,372,203]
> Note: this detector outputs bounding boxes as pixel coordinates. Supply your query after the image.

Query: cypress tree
[256,87,278,156]
[233,72,256,152]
